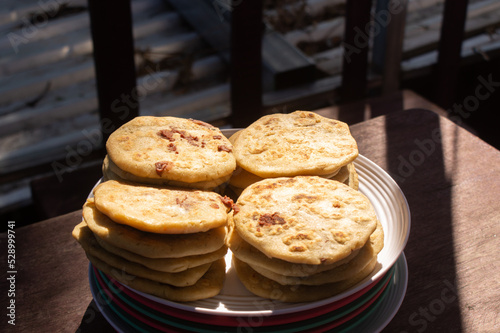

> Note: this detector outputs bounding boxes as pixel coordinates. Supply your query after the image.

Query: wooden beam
[230,0,263,127]
[433,0,469,108]
[166,0,231,61]
[371,0,408,94]
[262,29,316,90]
[168,0,315,91]
[87,0,139,141]
[340,0,373,102]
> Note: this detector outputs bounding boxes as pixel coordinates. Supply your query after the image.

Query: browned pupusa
[82,199,227,258]
[232,111,358,178]
[93,180,231,234]
[232,176,378,265]
[106,116,236,184]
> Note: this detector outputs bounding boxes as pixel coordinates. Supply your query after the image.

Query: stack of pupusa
[228,111,359,196]
[103,116,236,192]
[227,176,384,302]
[73,180,232,302]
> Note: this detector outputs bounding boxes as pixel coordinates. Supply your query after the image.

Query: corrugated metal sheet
[1,0,499,213]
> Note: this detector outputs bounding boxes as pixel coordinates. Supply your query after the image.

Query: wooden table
[1,109,499,332]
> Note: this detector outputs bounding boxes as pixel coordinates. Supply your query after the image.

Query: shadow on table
[76,300,113,333]
[382,109,463,332]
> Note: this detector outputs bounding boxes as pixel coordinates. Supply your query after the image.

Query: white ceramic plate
[343,253,408,333]
[90,253,408,333]
[88,128,410,317]
[111,149,410,317]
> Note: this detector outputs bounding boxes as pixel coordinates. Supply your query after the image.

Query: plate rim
[91,264,394,332]
[87,128,411,317]
[91,154,410,316]
[89,253,408,333]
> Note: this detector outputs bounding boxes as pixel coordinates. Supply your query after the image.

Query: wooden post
[371,0,408,94]
[87,0,139,141]
[434,0,469,109]
[340,0,373,103]
[230,0,263,128]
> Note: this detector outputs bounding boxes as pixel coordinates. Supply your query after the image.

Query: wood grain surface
[1,108,498,332]
[353,109,500,333]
